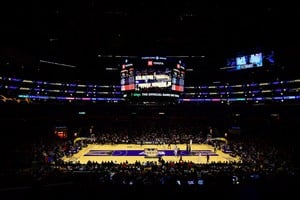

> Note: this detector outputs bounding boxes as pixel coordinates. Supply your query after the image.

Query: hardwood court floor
[62,143,240,164]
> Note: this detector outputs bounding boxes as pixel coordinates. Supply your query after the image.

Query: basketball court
[62,143,240,164]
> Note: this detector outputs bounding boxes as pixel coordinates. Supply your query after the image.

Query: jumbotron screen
[120,56,185,100]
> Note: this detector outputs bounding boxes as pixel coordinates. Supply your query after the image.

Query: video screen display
[135,67,172,91]
[172,66,185,92]
[225,52,264,71]
[249,53,263,67]
[236,56,247,65]
[120,65,135,91]
[120,57,185,94]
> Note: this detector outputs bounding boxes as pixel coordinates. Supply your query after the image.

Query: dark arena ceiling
[0,1,300,82]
